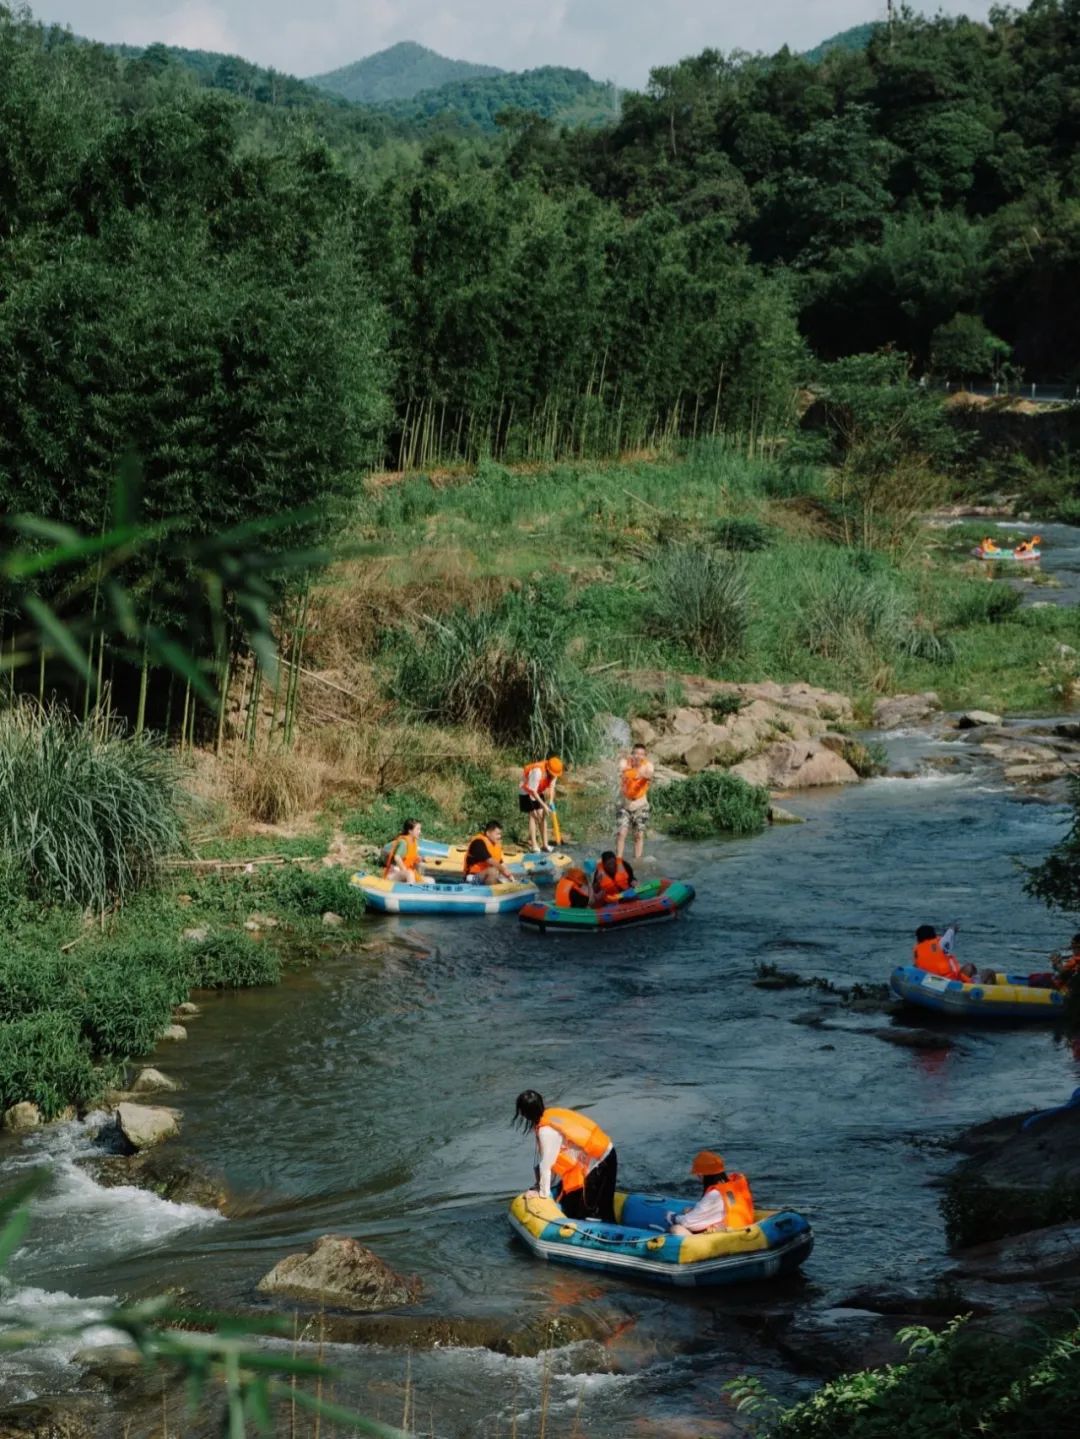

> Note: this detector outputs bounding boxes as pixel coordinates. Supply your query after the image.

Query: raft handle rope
[521,1198,672,1249]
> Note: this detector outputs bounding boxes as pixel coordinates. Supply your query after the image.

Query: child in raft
[383,819,433,885]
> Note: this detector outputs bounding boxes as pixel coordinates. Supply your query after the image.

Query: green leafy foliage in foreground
[755,1316,1080,1439]
[0,706,186,910]
[653,770,770,839]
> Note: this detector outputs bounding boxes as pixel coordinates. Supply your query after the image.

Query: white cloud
[47,0,1004,87]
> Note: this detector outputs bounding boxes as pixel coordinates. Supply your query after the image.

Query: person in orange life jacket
[514,1089,618,1223]
[592,850,635,907]
[668,1151,756,1235]
[554,867,590,909]
[383,818,432,885]
[519,756,563,853]
[1029,933,1080,991]
[616,743,654,862]
[913,923,978,981]
[464,821,515,886]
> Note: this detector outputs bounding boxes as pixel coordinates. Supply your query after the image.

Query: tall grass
[389,591,608,759]
[653,770,770,838]
[651,544,751,664]
[0,704,187,911]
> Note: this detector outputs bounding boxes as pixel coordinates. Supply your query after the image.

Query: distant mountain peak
[309,40,503,105]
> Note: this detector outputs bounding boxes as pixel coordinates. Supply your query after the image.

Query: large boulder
[2,1102,42,1134]
[957,710,1003,729]
[731,740,861,790]
[128,1068,179,1095]
[90,1148,231,1213]
[954,1100,1080,1191]
[872,692,941,729]
[115,1102,180,1152]
[950,1221,1080,1283]
[257,1234,422,1312]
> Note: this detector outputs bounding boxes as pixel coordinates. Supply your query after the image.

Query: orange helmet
[547,757,564,775]
[691,1150,725,1176]
[566,867,587,884]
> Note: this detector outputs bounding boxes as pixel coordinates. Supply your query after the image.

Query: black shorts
[518,794,543,813]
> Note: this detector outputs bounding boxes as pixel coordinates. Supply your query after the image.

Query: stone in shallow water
[257,1234,421,1312]
[160,1023,187,1041]
[128,1067,179,1095]
[956,710,1002,728]
[115,1102,180,1151]
[2,1101,42,1133]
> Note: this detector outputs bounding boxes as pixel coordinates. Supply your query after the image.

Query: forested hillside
[311,40,502,104]
[379,65,617,130]
[803,22,879,63]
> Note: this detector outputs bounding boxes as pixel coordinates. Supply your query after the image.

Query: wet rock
[257,1234,422,1312]
[115,1102,180,1151]
[630,716,657,746]
[180,926,209,943]
[72,1346,143,1388]
[956,710,1002,729]
[775,1307,934,1377]
[872,692,940,729]
[731,739,860,790]
[2,1101,42,1133]
[768,804,804,824]
[835,1284,992,1318]
[127,1068,179,1095]
[1003,761,1069,784]
[174,1001,200,1017]
[322,911,344,928]
[89,1148,232,1213]
[872,1027,954,1050]
[950,1221,1080,1283]
[954,1101,1080,1190]
[0,1394,100,1437]
[160,1023,187,1041]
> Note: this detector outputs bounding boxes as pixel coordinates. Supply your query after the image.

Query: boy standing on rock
[616,742,654,862]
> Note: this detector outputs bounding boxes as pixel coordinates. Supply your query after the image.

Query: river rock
[2,1101,42,1133]
[630,716,657,746]
[160,1023,187,1041]
[174,1001,200,1017]
[322,911,345,928]
[730,739,860,790]
[89,1148,232,1212]
[257,1234,421,1311]
[872,692,940,729]
[775,1307,934,1377]
[127,1067,179,1095]
[73,1344,144,1387]
[956,709,1002,728]
[115,1102,180,1151]
[953,1100,1080,1190]
[872,1027,954,1050]
[1003,761,1069,784]
[181,926,209,943]
[768,804,804,824]
[950,1221,1080,1283]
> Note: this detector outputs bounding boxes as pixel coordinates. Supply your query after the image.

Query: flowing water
[3,735,1080,1436]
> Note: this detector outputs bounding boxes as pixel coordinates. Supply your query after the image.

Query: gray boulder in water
[257,1234,422,1311]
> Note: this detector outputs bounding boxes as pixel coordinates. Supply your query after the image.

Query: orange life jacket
[707,1172,755,1230]
[383,834,419,879]
[595,861,632,902]
[913,937,959,979]
[555,876,589,909]
[1056,954,1080,990]
[539,1107,612,1195]
[466,832,503,875]
[521,762,554,796]
[622,764,650,802]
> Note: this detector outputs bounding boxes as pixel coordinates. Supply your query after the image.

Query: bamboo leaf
[22,596,92,681]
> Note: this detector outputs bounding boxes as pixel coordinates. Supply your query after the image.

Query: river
[2,726,1078,1436]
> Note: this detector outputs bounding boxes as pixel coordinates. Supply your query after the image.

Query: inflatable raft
[509,1192,813,1288]
[351,873,537,915]
[890,964,1065,1021]
[519,879,695,933]
[971,543,1041,563]
[379,838,570,882]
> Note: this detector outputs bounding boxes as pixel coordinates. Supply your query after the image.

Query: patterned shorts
[615,800,650,834]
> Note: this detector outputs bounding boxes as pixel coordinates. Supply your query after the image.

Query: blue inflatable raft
[890,964,1065,1021]
[508,1191,813,1288]
[351,873,537,915]
[378,838,567,884]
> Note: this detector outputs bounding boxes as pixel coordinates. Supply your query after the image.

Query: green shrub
[256,865,367,921]
[0,1013,98,1118]
[0,706,186,910]
[654,770,769,838]
[188,933,282,988]
[651,545,750,664]
[709,693,745,719]
[837,739,888,778]
[0,951,71,1019]
[947,583,1024,627]
[711,517,776,552]
[78,965,180,1059]
[390,589,607,759]
[343,788,451,842]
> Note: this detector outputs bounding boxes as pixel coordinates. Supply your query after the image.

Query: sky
[45,0,1002,87]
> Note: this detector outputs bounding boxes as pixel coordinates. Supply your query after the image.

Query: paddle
[550,801,563,847]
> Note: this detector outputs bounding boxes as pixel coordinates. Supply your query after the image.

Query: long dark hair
[514,1090,544,1129]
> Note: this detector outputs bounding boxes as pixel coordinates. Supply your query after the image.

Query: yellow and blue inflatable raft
[379,838,571,884]
[352,873,537,916]
[508,1192,813,1288]
[890,964,1065,1021]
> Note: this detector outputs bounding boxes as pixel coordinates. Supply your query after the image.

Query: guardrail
[934,380,1080,406]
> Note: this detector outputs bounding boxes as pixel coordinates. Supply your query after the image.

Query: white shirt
[671,1186,728,1233]
[520,765,545,797]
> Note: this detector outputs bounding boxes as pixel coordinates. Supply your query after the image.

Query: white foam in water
[0,1281,126,1403]
[3,1112,222,1278]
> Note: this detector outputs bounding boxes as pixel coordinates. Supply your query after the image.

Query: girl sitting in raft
[667,1151,755,1235]
[384,819,432,885]
[554,867,590,909]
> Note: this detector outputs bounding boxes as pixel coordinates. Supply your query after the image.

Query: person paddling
[913,922,978,982]
[519,756,563,853]
[383,818,430,885]
[668,1151,756,1235]
[514,1089,618,1222]
[616,742,654,863]
[464,821,515,886]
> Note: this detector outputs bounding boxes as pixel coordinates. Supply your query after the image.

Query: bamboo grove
[4,2,1080,735]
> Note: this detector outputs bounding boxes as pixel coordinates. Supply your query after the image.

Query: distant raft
[971,542,1041,562]
[508,1191,813,1288]
[379,838,570,884]
[518,878,695,933]
[890,964,1065,1021]
[351,873,537,916]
